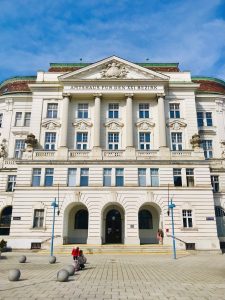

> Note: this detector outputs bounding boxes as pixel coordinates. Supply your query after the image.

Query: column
[93,94,102,148]
[157,94,167,148]
[125,94,133,148]
[60,93,70,147]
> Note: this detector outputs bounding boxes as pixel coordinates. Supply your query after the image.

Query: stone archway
[0,206,12,236]
[63,202,88,244]
[138,203,161,244]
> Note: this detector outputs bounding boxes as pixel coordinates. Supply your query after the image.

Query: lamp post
[168,198,176,259]
[50,198,58,257]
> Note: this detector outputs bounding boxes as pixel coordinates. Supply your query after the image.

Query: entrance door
[105,209,122,243]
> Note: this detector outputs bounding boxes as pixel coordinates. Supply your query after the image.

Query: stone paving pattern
[0,252,225,299]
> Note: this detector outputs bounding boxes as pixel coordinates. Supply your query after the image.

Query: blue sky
[0,0,225,82]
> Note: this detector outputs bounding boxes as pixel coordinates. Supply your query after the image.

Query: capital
[93,93,102,98]
[125,93,134,98]
[62,93,71,99]
[156,93,165,99]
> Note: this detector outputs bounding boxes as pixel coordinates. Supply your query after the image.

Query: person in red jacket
[71,247,79,260]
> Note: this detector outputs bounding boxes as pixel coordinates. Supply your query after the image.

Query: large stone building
[0,56,225,250]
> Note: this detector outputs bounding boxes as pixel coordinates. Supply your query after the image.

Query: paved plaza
[1,252,225,299]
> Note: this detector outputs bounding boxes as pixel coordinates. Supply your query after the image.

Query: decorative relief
[221,141,225,158]
[190,134,201,150]
[25,133,37,151]
[104,120,124,130]
[136,120,155,131]
[42,120,61,130]
[101,62,128,79]
[215,100,224,113]
[73,120,93,130]
[0,139,7,158]
[167,120,187,130]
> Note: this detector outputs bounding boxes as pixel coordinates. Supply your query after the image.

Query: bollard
[49,256,56,264]
[8,269,21,281]
[64,265,75,276]
[57,269,69,282]
[19,255,26,263]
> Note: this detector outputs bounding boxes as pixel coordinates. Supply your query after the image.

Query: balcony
[33,150,56,160]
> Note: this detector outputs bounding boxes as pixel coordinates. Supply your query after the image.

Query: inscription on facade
[68,85,159,92]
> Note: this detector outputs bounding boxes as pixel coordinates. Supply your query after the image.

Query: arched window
[215,206,225,217]
[74,209,88,229]
[139,209,153,229]
[0,206,12,235]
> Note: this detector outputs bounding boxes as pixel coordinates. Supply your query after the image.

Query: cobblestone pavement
[1,252,225,299]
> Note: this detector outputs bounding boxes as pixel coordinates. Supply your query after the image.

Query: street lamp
[168,198,176,259]
[50,198,58,257]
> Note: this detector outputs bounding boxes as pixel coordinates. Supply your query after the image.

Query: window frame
[201,140,213,159]
[6,175,16,192]
[138,168,146,187]
[139,103,150,119]
[103,168,112,187]
[44,168,54,187]
[15,112,23,126]
[44,132,56,150]
[186,168,194,187]
[173,168,182,187]
[182,209,193,228]
[108,132,119,150]
[108,103,119,119]
[80,168,89,186]
[0,113,3,128]
[67,168,76,187]
[33,209,44,228]
[24,112,31,127]
[115,168,124,187]
[139,132,151,150]
[32,168,41,187]
[76,132,88,150]
[197,111,213,127]
[169,103,180,119]
[47,103,58,119]
[171,132,183,151]
[211,175,219,193]
[78,103,89,119]
[150,168,159,187]
[14,139,25,159]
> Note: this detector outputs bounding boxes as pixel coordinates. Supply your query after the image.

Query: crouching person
[78,249,85,270]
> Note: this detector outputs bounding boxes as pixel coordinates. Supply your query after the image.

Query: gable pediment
[166,120,187,130]
[59,56,169,81]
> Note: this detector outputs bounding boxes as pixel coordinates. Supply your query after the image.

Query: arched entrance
[138,203,161,244]
[0,206,12,235]
[63,203,88,244]
[102,203,125,244]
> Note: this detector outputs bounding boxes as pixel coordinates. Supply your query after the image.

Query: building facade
[0,56,225,250]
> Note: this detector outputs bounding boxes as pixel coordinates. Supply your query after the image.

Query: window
[44,132,56,150]
[14,139,25,158]
[108,104,119,118]
[197,112,213,127]
[139,210,153,229]
[0,206,12,235]
[103,168,112,186]
[139,104,149,118]
[78,104,88,119]
[33,209,44,228]
[75,209,88,229]
[186,168,194,187]
[169,103,180,118]
[32,168,41,186]
[138,168,146,186]
[76,132,88,150]
[173,168,182,186]
[44,168,54,186]
[171,132,182,151]
[182,210,193,228]
[150,168,159,186]
[211,175,219,193]
[24,112,31,126]
[139,132,150,150]
[116,168,124,186]
[68,168,76,187]
[47,103,58,118]
[15,112,22,126]
[0,113,3,127]
[108,132,119,150]
[215,206,224,217]
[6,175,16,192]
[80,168,89,186]
[201,140,213,159]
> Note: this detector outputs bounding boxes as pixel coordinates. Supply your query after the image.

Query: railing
[171,150,192,157]
[136,150,158,159]
[34,150,56,159]
[102,150,124,159]
[69,150,91,159]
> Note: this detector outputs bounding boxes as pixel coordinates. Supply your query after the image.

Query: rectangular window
[169,104,180,118]
[24,112,31,126]
[186,168,194,187]
[116,168,124,186]
[80,168,89,186]
[103,168,112,186]
[44,132,56,150]
[173,168,182,187]
[108,132,119,150]
[6,175,16,192]
[211,175,219,193]
[14,139,25,158]
[76,132,88,150]
[15,112,22,126]
[47,103,58,118]
[139,104,149,118]
[32,168,41,187]
[108,104,119,118]
[44,168,54,186]
[150,168,159,186]
[0,113,3,127]
[201,140,213,159]
[68,168,76,187]
[197,111,213,127]
[78,104,88,119]
[139,132,150,150]
[171,132,182,151]
[33,209,44,228]
[182,210,193,228]
[138,168,146,186]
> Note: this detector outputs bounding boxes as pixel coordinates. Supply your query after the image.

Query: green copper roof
[0,76,36,88]
[192,76,225,86]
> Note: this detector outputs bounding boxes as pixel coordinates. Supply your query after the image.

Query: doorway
[105,209,122,243]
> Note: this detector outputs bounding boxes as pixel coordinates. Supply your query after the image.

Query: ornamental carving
[101,62,128,79]
[73,120,92,130]
[104,121,124,130]
[42,120,61,130]
[25,133,37,151]
[221,141,225,158]
[136,120,155,131]
[0,139,7,158]
[190,134,201,150]
[167,120,187,130]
